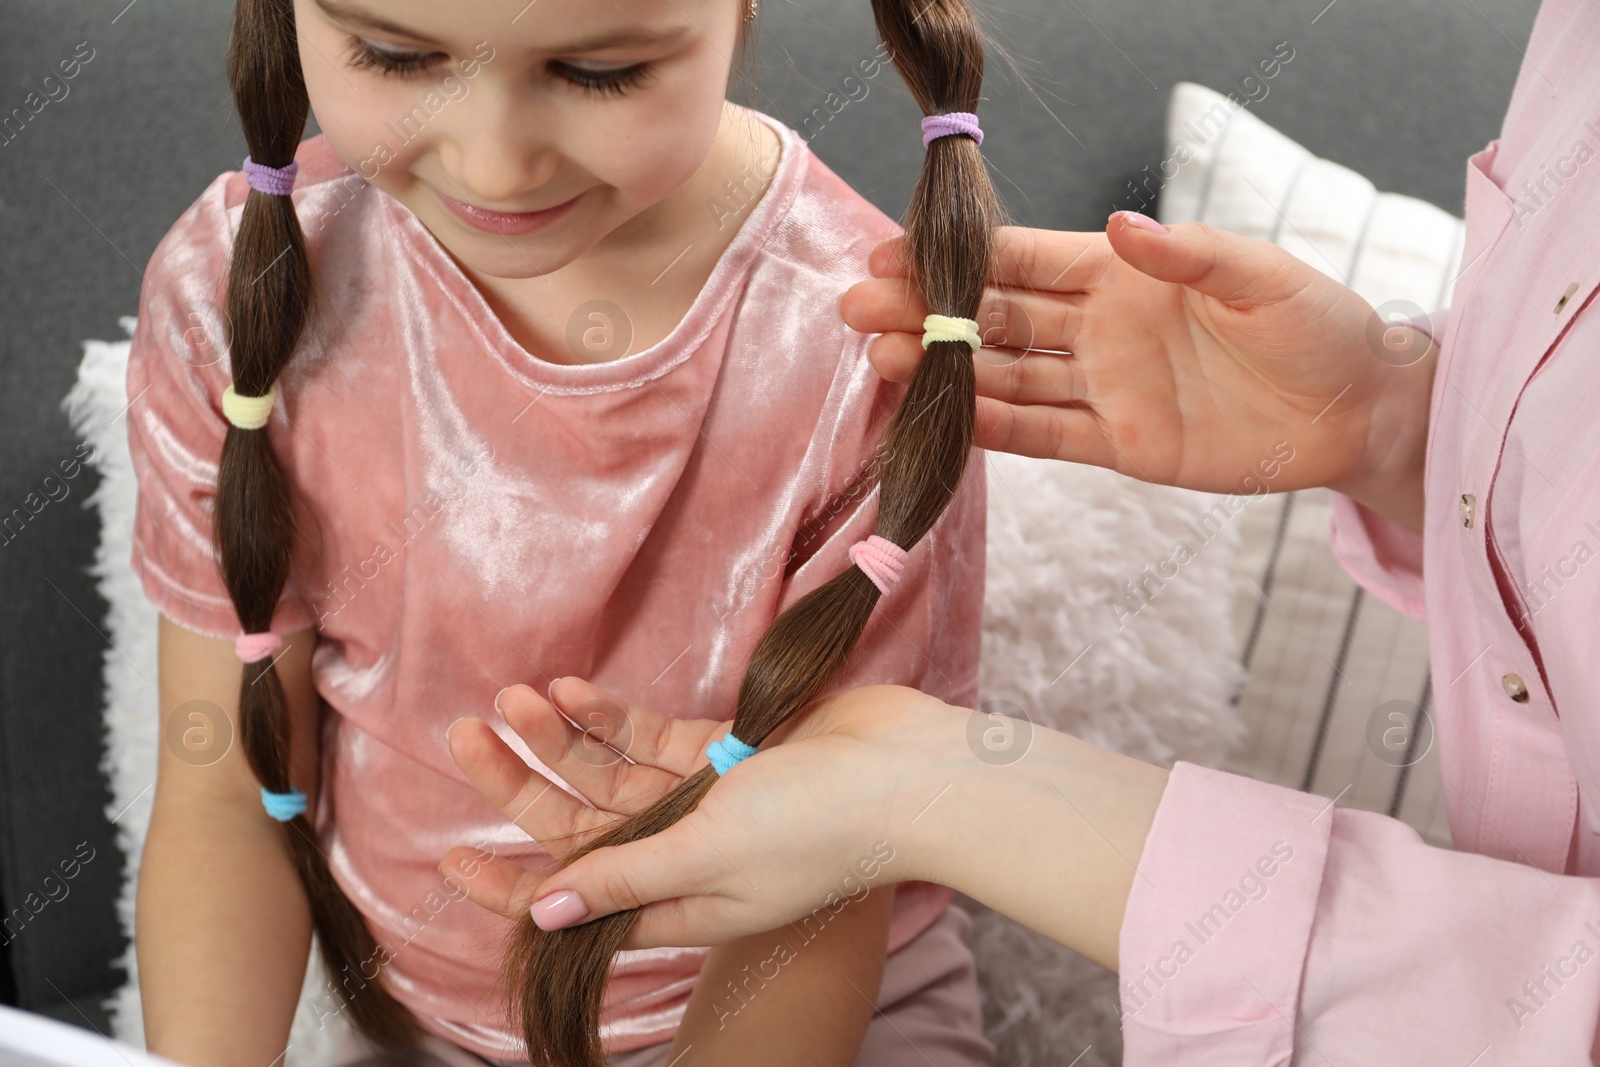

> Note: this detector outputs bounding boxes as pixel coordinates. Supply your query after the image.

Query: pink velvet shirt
[1118,1,1600,1061]
[125,107,985,1059]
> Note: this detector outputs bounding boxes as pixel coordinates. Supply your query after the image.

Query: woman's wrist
[889,698,1170,970]
[1325,324,1438,535]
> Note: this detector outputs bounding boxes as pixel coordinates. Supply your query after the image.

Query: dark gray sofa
[0,0,1540,1039]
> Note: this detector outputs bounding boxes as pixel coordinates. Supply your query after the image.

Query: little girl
[128,0,992,1065]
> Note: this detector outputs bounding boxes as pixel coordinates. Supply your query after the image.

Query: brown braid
[218,0,422,1047]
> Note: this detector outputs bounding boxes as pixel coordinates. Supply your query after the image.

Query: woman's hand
[438,677,727,927]
[492,682,1170,971]
[840,214,1437,532]
[439,678,946,949]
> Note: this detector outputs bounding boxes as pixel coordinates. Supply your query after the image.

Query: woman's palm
[844,218,1415,497]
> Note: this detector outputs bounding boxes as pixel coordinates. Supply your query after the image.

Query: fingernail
[446,716,468,742]
[1116,210,1168,235]
[547,677,565,703]
[530,890,588,931]
[493,687,510,715]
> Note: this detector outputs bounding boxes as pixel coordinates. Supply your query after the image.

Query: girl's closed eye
[341,35,657,97]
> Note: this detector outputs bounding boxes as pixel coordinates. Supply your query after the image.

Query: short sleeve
[125,173,316,642]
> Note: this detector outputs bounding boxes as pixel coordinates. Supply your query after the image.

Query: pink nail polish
[1116,210,1168,235]
[530,890,589,931]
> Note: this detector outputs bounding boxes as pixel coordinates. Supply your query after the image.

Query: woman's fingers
[443,679,746,920]
[439,833,736,948]
[867,226,1111,294]
[445,715,616,857]
[848,306,1121,466]
[438,844,554,922]
[459,676,732,833]
[525,822,739,944]
[864,330,1088,406]
[545,676,726,780]
[492,680,707,820]
[1104,213,1312,308]
[974,397,1120,469]
[842,274,1086,376]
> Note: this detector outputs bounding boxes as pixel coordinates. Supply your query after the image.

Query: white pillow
[1158,81,1465,314]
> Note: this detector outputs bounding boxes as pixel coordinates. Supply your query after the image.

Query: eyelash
[342,36,656,97]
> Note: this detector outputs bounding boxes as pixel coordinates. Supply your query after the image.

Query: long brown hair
[217,0,1000,1060]
[217,0,421,1048]
[504,1,1001,1064]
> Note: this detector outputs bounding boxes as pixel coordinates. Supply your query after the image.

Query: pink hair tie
[243,156,298,196]
[235,631,283,663]
[921,111,984,148]
[848,535,908,596]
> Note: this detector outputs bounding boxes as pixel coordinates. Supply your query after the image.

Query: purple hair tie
[243,156,299,196]
[921,111,984,148]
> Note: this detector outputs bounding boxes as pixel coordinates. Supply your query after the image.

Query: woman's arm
[513,683,1600,1063]
[503,685,1166,969]
[138,616,323,1067]
[665,889,892,1065]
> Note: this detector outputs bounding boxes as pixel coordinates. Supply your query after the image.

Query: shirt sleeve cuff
[1118,762,1333,1065]
[1327,492,1426,620]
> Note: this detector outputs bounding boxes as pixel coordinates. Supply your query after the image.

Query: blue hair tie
[705,732,758,776]
[261,786,307,821]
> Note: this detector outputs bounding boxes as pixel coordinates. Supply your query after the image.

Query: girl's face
[293,0,744,281]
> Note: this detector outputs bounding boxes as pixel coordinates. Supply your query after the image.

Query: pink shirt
[126,106,985,1059]
[1118,1,1600,1060]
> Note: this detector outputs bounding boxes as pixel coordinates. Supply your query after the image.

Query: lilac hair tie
[921,111,984,148]
[243,156,299,196]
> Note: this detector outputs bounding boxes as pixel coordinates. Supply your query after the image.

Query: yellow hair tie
[921,314,982,352]
[222,383,276,430]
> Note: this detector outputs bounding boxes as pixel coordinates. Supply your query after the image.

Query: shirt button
[1555,282,1580,314]
[1502,672,1530,703]
[1460,493,1476,528]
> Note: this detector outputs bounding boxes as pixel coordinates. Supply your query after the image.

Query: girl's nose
[435,89,562,208]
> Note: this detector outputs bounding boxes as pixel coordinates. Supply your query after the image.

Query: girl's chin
[419,207,587,275]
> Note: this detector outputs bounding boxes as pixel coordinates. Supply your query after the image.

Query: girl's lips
[435,188,584,235]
